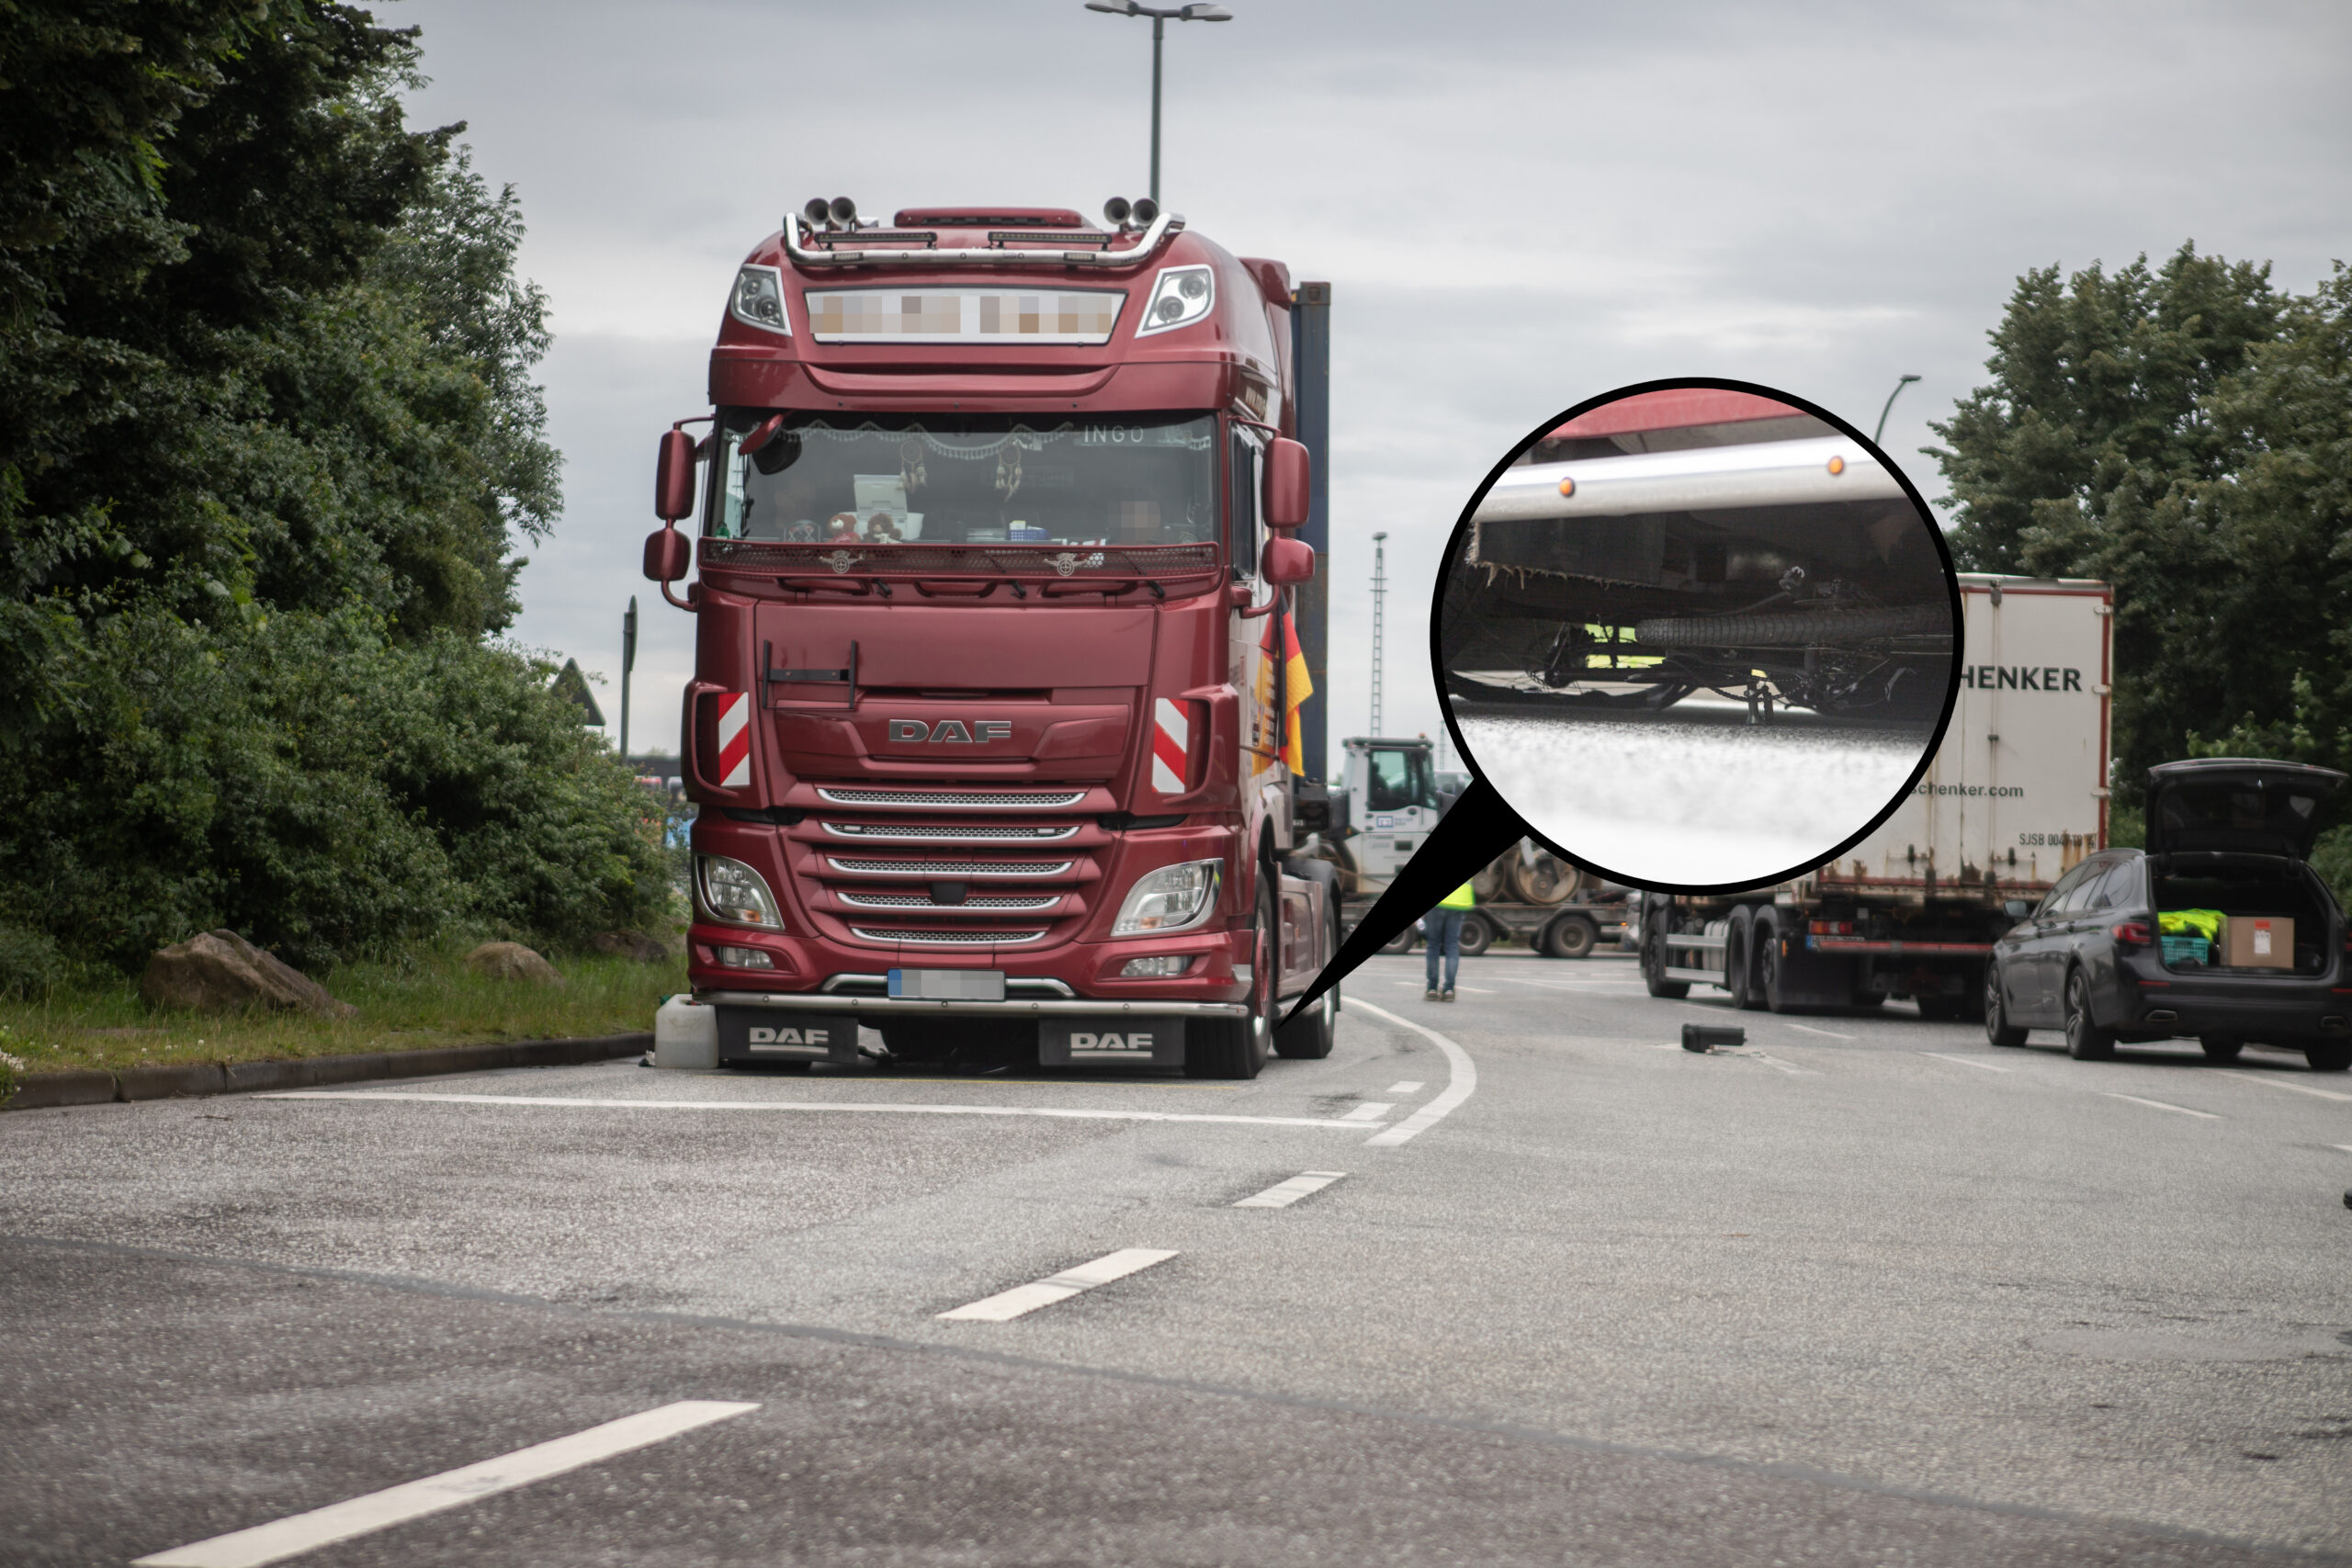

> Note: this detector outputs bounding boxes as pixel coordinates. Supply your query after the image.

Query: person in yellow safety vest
[1422,879,1476,1001]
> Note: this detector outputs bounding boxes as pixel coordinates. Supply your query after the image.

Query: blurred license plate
[888,968,1005,1000]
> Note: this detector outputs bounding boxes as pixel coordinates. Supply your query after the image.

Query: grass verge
[0,941,684,1076]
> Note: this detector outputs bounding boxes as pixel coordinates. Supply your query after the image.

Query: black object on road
[1683,1023,1746,1053]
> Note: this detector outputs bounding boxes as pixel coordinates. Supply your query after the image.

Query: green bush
[0,609,666,972]
[0,927,65,999]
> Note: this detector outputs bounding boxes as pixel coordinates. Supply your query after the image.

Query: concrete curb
[3,1032,651,1111]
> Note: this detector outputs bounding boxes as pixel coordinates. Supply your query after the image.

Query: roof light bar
[782,209,1185,269]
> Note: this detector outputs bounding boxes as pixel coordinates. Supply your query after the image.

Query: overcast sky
[391,0,2351,775]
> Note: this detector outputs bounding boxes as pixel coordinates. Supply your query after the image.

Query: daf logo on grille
[888,719,1013,744]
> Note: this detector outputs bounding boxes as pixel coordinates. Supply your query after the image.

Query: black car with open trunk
[1984,758,2350,1070]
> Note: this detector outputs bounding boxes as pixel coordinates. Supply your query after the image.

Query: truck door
[1227,425,1282,789]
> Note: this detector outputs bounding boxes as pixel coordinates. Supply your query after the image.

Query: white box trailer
[1638,574,2113,1017]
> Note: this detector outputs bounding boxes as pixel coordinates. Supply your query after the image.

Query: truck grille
[837,891,1060,910]
[821,822,1078,842]
[791,785,1108,951]
[816,786,1087,810]
[847,926,1049,946]
[824,857,1076,878]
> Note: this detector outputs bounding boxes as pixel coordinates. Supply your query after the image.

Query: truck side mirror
[1260,533,1315,586]
[644,526,689,583]
[1262,436,1309,529]
[654,428,697,523]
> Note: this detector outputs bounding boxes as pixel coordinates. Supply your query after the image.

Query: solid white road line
[132,1401,757,1568]
[1340,1102,1393,1122]
[262,1092,1379,1131]
[1920,1052,2013,1073]
[2335,1145,2352,1154]
[1785,1023,1856,1040]
[2105,1092,2221,1121]
[938,1248,1177,1322]
[1348,998,1477,1148]
[1456,986,1497,994]
[1386,1080,1425,1094]
[1233,1170,1347,1208]
[2211,1069,2352,1103]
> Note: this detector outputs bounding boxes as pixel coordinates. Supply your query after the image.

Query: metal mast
[1370,531,1387,736]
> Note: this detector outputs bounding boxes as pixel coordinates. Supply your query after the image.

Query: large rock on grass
[140,931,356,1018]
[466,942,562,985]
[589,931,671,964]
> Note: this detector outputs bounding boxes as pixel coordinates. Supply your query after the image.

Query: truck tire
[1275,860,1341,1060]
[2063,967,2115,1061]
[1381,924,1418,954]
[1755,910,1793,1013]
[1641,922,1689,998]
[1189,866,1275,1079]
[1633,604,1950,649]
[1457,912,1494,958]
[1724,907,1758,1010]
[1542,914,1597,959]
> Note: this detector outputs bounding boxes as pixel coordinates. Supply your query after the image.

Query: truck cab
[645,201,1334,1077]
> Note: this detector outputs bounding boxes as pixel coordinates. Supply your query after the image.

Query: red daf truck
[642,198,1340,1078]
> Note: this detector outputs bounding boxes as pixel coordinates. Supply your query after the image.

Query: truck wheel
[1543,915,1597,960]
[1755,912,1793,1013]
[1381,924,1418,954]
[1984,967,2028,1047]
[1276,862,1341,1060]
[2304,1042,2350,1073]
[1189,867,1275,1079]
[1457,913,1494,958]
[1724,908,1758,1010]
[2063,967,2115,1061]
[1642,925,1689,998]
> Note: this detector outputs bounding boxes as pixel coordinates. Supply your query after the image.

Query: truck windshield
[1368,748,1437,812]
[708,412,1217,548]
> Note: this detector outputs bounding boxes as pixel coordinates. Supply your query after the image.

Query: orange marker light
[1557,476,1576,498]
[1826,455,1847,476]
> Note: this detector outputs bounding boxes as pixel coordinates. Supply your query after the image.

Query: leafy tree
[1931,248,2352,829]
[0,3,665,978]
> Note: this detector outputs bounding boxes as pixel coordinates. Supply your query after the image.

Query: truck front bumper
[695,987,1246,1068]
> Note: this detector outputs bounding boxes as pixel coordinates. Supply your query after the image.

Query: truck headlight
[696,854,784,928]
[1135,265,1214,337]
[729,265,790,335]
[1112,860,1220,936]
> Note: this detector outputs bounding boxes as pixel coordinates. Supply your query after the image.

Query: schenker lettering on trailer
[1960,665,2084,691]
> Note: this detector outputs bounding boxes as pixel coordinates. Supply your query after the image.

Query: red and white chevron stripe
[1151,697,1188,795]
[715,692,752,788]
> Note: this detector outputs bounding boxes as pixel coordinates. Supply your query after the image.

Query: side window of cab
[1227,429,1261,578]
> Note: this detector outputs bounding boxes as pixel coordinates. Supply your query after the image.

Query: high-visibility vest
[1439,881,1475,910]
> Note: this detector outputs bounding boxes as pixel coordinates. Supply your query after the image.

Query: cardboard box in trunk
[2222,914,2293,969]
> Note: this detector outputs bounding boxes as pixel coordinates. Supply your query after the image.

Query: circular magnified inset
[1435,379,1961,892]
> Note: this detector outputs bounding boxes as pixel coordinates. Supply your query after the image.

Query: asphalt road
[5,950,2349,1566]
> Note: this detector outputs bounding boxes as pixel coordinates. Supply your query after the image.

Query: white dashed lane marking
[1783,1022,1856,1040]
[1920,1052,2013,1073]
[133,1401,758,1568]
[2106,1092,2221,1121]
[1340,1102,1393,1122]
[1234,1171,1347,1208]
[2211,1069,2352,1103]
[1386,1080,1424,1094]
[938,1248,1177,1322]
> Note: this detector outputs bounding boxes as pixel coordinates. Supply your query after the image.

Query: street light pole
[1084,1,1232,206]
[1873,374,1921,446]
[619,595,638,760]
